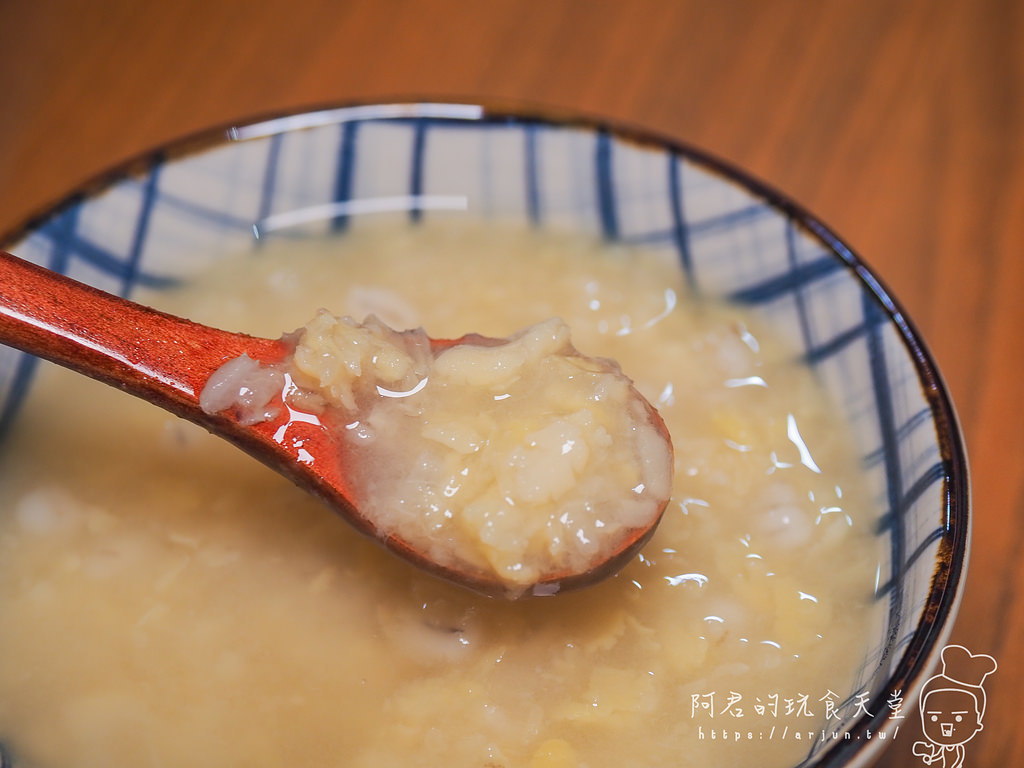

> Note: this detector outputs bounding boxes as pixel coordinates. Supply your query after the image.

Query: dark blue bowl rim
[0,99,969,768]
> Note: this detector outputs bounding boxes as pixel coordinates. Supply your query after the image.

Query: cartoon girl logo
[911,644,997,768]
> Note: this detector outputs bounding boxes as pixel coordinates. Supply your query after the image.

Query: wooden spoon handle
[0,250,284,421]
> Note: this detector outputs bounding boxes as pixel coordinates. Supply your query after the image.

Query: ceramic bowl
[0,102,968,768]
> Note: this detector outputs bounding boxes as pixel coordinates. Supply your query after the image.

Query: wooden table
[1,1,1020,765]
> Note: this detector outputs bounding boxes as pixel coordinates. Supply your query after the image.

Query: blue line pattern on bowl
[0,103,966,768]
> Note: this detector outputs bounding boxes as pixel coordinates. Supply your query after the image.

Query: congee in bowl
[0,103,968,768]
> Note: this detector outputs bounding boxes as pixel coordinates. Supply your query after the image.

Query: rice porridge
[0,223,882,768]
[201,312,673,597]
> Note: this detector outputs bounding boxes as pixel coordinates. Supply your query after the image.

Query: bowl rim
[0,98,970,768]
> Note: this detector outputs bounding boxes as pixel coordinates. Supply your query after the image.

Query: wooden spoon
[0,250,670,598]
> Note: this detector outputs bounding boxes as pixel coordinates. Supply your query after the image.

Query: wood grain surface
[0,1,1021,765]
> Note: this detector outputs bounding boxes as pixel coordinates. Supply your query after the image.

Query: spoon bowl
[0,249,670,597]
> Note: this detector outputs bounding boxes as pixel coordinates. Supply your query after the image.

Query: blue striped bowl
[0,103,968,768]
